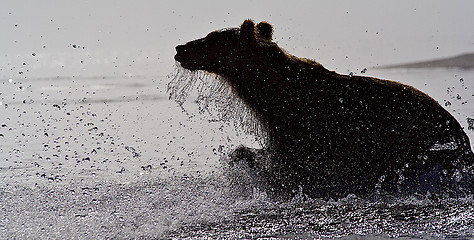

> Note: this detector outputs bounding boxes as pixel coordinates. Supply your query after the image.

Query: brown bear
[172,19,474,199]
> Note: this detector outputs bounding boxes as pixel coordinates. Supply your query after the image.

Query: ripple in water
[2,172,472,239]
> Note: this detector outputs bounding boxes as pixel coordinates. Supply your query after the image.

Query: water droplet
[141,165,152,171]
[454,169,463,182]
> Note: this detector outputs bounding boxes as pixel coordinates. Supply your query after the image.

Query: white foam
[429,141,458,151]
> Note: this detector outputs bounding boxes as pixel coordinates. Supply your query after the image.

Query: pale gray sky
[1,0,473,75]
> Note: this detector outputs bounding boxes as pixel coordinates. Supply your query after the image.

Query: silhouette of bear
[173,19,474,199]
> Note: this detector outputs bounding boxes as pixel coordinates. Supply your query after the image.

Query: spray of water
[167,63,268,145]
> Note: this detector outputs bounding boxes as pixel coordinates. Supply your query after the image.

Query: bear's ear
[240,19,256,44]
[256,21,273,41]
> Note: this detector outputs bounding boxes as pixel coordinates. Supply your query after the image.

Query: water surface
[1,63,473,238]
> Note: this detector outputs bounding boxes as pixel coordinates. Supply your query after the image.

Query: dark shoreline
[377,53,474,69]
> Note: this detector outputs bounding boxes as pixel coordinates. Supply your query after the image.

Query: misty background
[1,0,473,79]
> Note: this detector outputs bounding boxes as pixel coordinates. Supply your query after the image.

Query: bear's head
[174,19,278,75]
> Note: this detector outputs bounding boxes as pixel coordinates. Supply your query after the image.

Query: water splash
[167,63,268,145]
[429,141,458,151]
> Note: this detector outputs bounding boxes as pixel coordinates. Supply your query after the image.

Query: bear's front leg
[228,145,262,169]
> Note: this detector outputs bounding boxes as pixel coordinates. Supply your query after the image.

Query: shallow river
[1,63,473,238]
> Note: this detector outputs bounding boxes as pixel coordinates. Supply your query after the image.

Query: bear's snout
[175,44,185,53]
[174,45,186,62]
[175,44,200,71]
